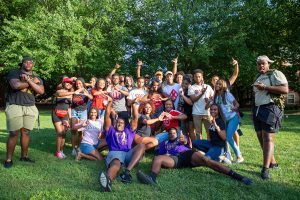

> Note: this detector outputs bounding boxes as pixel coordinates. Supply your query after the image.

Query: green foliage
[0,0,299,100]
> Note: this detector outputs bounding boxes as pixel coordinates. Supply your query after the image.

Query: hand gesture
[172,57,178,64]
[201,87,207,94]
[82,120,89,127]
[115,63,121,69]
[231,57,238,66]
[137,59,143,66]
[179,88,184,96]
[179,133,186,144]
[158,112,165,121]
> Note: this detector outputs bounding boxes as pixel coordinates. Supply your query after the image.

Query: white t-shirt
[127,88,148,112]
[163,83,181,110]
[81,119,103,145]
[188,83,214,115]
[253,70,288,106]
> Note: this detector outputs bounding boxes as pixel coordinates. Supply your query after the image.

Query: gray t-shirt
[107,85,128,112]
[253,70,288,106]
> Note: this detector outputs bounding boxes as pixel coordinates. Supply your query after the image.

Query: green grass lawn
[0,109,300,200]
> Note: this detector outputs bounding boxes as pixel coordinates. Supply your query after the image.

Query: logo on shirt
[116,131,127,145]
[170,89,178,99]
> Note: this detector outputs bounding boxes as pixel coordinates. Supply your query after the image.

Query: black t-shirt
[209,117,226,147]
[55,98,72,110]
[71,93,89,111]
[6,69,43,106]
[136,114,151,137]
[182,91,193,116]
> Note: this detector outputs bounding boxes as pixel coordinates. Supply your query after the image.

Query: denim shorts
[80,141,101,154]
[105,150,133,167]
[71,109,87,120]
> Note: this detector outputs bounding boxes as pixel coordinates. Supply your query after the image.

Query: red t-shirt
[91,89,108,110]
[163,110,182,131]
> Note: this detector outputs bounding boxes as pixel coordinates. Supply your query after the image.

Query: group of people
[3,55,288,192]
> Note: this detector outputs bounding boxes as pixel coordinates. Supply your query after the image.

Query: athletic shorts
[253,103,283,133]
[52,110,69,123]
[5,104,38,131]
[170,150,196,168]
[105,150,133,167]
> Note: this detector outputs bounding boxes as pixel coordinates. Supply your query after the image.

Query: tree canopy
[0,0,299,104]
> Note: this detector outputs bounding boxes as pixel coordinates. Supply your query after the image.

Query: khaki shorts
[5,104,39,132]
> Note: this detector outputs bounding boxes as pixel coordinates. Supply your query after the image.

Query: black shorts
[52,110,69,123]
[252,103,283,133]
[170,150,196,168]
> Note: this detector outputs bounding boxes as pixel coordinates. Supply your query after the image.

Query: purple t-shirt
[158,138,190,156]
[104,124,135,152]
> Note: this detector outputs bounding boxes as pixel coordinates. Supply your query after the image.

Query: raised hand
[115,63,121,69]
[172,57,178,64]
[137,59,143,66]
[231,57,238,66]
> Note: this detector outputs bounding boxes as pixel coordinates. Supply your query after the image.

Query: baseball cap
[165,71,173,76]
[63,77,73,83]
[257,55,274,63]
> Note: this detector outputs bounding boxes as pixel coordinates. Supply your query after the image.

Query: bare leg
[127,144,146,171]
[135,136,158,150]
[20,128,30,157]
[151,155,175,174]
[107,159,121,180]
[257,131,276,166]
[71,117,78,149]
[262,131,276,168]
[6,130,20,161]
[54,122,65,152]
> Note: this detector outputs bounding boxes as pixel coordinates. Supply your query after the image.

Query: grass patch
[0,109,300,200]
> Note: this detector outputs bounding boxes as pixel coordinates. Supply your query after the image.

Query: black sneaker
[99,171,112,192]
[261,168,270,180]
[241,177,253,185]
[20,157,35,163]
[269,163,279,170]
[4,160,13,168]
[119,170,132,184]
[137,170,156,185]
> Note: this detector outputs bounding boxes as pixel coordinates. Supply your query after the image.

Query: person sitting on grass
[75,107,107,161]
[98,100,146,192]
[137,127,253,186]
[193,104,227,163]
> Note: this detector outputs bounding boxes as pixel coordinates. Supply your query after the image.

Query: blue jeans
[226,114,241,157]
[193,140,224,161]
[155,129,181,144]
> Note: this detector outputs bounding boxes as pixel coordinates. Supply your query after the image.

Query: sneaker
[72,148,77,156]
[269,163,279,169]
[261,168,270,180]
[61,151,67,159]
[137,170,156,185]
[20,157,35,163]
[4,160,13,168]
[56,151,65,159]
[235,156,244,164]
[241,177,253,185]
[222,157,232,164]
[119,170,132,184]
[99,171,112,192]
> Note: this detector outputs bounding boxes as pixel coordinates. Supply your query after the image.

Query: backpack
[255,69,286,110]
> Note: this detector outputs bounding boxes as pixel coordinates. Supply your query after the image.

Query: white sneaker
[61,151,67,159]
[56,151,65,159]
[236,156,244,164]
[72,148,77,156]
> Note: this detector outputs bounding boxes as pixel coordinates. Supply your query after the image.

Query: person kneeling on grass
[74,107,107,161]
[137,127,253,186]
[99,99,148,192]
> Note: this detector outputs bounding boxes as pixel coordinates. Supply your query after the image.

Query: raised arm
[229,58,239,86]
[172,57,178,75]
[136,59,143,78]
[55,89,74,97]
[108,63,120,79]
[131,103,139,131]
[104,99,113,131]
